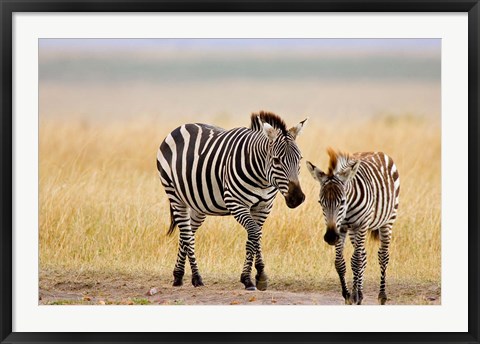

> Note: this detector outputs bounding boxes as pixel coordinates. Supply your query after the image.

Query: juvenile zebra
[306,148,400,305]
[157,111,307,290]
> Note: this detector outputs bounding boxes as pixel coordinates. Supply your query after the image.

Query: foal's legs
[377,225,392,305]
[350,225,368,305]
[334,231,349,303]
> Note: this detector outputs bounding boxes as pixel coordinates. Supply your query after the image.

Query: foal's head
[306,148,360,245]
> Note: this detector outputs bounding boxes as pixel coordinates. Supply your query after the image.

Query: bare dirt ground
[39,270,441,306]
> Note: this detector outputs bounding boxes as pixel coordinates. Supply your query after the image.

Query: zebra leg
[254,245,268,291]
[231,208,262,290]
[378,225,392,305]
[251,207,271,291]
[346,231,356,305]
[171,207,189,287]
[172,208,204,287]
[335,231,350,304]
[190,211,206,287]
[241,228,262,290]
[350,226,368,305]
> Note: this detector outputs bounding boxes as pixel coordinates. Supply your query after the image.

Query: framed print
[1,1,479,343]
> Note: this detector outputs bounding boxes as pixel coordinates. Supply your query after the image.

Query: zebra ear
[306,161,327,183]
[288,117,309,139]
[262,122,279,141]
[337,160,360,183]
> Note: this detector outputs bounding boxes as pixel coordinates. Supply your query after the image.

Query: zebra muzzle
[285,181,305,208]
[324,228,340,246]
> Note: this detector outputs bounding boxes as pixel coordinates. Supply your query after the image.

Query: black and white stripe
[157,111,307,290]
[307,148,400,305]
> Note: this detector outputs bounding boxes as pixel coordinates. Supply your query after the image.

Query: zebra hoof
[342,291,351,304]
[240,274,256,290]
[349,291,363,305]
[256,279,268,291]
[172,278,183,287]
[347,296,359,305]
[192,275,204,287]
[255,277,268,291]
[378,294,387,305]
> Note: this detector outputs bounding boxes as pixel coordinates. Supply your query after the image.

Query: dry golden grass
[39,114,440,294]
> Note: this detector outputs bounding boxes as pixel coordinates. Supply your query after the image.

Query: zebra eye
[340,199,346,205]
[272,157,281,165]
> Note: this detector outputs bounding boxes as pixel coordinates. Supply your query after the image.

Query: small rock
[99,300,106,305]
[248,296,257,302]
[83,296,91,301]
[146,287,159,296]
[230,300,240,305]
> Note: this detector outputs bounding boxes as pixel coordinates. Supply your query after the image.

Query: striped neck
[344,170,358,203]
[246,131,271,187]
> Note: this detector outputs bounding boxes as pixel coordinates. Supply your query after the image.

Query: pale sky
[39,38,441,55]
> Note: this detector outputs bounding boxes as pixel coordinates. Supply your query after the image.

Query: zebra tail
[370,229,380,241]
[167,206,177,236]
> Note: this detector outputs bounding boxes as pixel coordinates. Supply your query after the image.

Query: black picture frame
[1,1,479,343]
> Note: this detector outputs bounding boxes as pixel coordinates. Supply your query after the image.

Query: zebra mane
[327,147,353,176]
[250,111,288,135]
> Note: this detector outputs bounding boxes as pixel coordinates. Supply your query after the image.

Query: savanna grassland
[39,113,441,305]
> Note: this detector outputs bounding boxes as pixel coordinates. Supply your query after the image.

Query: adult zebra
[157,111,308,290]
[306,148,400,305]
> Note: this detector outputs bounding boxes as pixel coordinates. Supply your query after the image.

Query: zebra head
[306,157,360,245]
[261,118,308,209]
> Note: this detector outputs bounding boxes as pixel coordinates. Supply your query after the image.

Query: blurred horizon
[39,38,441,123]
